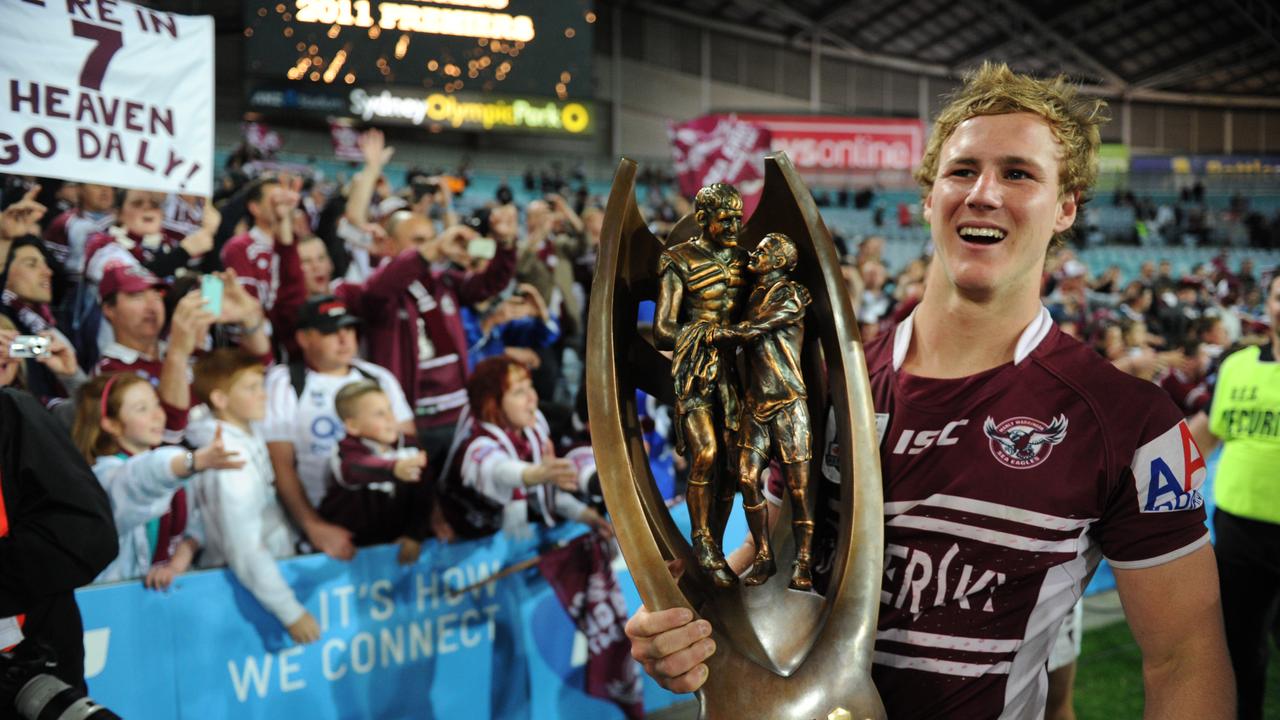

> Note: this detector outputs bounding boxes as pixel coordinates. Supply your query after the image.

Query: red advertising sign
[735,114,924,172]
[668,114,772,215]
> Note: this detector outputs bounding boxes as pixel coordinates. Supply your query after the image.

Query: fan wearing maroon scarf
[83,188,220,288]
[70,373,242,589]
[439,356,609,540]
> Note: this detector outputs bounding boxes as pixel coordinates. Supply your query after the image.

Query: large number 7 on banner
[71,20,124,92]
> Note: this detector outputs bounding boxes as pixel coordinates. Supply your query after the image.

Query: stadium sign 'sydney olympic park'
[247,84,593,137]
[348,88,592,135]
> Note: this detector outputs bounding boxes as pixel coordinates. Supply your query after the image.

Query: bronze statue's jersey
[742,278,811,418]
[658,239,748,323]
[771,307,1210,719]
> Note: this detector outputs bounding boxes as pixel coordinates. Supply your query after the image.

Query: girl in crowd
[440,356,609,540]
[71,373,240,589]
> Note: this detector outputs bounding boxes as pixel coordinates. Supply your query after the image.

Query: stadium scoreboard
[243,0,596,135]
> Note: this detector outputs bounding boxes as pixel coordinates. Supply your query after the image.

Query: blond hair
[917,62,1109,210]
[334,379,384,421]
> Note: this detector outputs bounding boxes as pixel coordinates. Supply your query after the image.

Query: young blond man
[626,63,1234,719]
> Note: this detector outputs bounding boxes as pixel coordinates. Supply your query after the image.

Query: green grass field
[1077,619,1280,719]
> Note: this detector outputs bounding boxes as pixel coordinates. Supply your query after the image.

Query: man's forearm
[344,166,380,228]
[239,321,272,355]
[1141,637,1235,719]
[158,352,191,411]
[277,472,320,530]
[268,447,321,530]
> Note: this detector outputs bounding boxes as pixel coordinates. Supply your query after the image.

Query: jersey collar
[249,225,274,247]
[892,304,1053,372]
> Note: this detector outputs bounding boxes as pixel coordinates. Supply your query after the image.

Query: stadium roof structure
[145,0,1280,109]
[620,0,1280,108]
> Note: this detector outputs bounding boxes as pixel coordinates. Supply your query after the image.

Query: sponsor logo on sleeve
[1132,420,1206,513]
[983,414,1069,469]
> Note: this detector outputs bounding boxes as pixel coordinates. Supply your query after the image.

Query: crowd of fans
[0,128,1275,651]
[1103,184,1280,248]
[0,128,615,644]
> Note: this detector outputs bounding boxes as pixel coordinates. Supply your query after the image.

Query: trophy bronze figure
[586,154,885,720]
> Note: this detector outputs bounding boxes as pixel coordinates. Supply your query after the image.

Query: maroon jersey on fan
[774,307,1209,719]
[358,245,515,429]
[219,228,306,345]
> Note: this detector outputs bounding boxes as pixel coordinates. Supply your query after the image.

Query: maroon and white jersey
[776,306,1210,719]
[43,209,114,280]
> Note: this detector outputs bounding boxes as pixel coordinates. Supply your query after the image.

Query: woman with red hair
[439,356,610,540]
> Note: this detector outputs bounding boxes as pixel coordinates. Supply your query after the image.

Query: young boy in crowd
[189,348,320,645]
[319,379,433,565]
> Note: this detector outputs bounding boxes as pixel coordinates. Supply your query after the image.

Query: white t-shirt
[263,359,413,506]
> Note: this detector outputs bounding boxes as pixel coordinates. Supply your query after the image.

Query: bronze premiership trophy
[586,153,886,720]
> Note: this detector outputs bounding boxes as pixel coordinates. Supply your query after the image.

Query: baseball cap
[99,263,165,301]
[297,294,360,333]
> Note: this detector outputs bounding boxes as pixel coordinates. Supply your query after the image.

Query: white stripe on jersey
[415,388,468,409]
[1105,532,1210,570]
[998,550,1092,720]
[873,651,1012,678]
[884,494,1094,532]
[875,628,1021,653]
[418,353,459,371]
[886,515,1082,554]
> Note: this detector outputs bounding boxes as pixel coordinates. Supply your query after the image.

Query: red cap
[99,263,166,301]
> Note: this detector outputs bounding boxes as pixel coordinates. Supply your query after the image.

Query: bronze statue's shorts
[738,397,812,464]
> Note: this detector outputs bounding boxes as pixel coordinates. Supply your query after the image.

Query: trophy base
[695,642,885,720]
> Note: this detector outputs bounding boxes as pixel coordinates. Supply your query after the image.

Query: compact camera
[7,335,49,359]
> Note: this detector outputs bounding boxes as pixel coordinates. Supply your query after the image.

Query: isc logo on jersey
[1132,420,1206,513]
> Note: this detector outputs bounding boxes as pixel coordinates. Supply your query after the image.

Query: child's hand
[524,457,578,490]
[287,612,321,645]
[144,537,196,590]
[144,563,180,591]
[194,425,245,473]
[393,451,427,482]
[396,536,422,565]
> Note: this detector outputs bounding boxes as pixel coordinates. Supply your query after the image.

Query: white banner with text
[0,0,213,195]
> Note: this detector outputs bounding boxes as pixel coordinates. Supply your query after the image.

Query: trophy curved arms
[587,158,692,613]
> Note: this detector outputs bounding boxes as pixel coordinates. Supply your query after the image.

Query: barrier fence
[79,465,1219,719]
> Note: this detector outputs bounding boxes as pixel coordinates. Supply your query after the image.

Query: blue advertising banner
[77,527,681,720]
[1130,154,1280,174]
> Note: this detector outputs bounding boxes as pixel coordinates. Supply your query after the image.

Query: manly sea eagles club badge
[984,414,1069,469]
